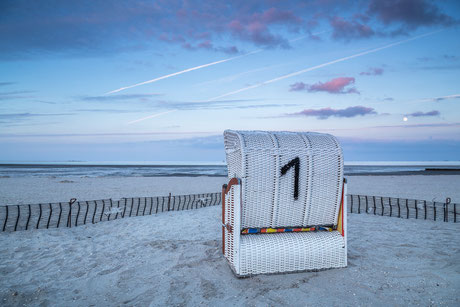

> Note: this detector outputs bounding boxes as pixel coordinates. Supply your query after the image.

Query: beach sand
[0,175,459,306]
[1,205,459,306]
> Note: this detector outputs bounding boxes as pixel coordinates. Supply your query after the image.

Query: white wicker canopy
[222,130,347,276]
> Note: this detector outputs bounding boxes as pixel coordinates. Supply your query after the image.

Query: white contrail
[106,51,262,95]
[126,109,177,125]
[106,33,326,95]
[207,31,441,101]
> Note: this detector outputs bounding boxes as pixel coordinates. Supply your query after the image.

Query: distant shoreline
[346,169,460,176]
[1,164,460,178]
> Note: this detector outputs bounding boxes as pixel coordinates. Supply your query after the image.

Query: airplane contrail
[207,31,441,101]
[106,51,262,95]
[126,109,177,125]
[106,32,327,95]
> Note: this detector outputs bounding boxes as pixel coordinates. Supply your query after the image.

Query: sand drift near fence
[0,206,459,306]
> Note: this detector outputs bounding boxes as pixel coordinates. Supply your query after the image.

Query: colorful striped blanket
[241,226,333,234]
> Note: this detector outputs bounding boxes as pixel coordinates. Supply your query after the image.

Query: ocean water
[0,161,459,178]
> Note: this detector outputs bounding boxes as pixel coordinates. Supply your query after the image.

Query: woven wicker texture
[239,231,346,275]
[224,130,343,228]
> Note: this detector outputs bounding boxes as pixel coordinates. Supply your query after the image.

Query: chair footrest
[239,231,346,276]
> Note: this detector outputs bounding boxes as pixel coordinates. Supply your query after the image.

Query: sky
[1,0,460,162]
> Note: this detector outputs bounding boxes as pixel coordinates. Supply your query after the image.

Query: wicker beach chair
[222,130,347,277]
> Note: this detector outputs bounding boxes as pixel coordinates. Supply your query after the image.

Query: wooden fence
[0,192,221,232]
[347,194,458,222]
[1,192,457,232]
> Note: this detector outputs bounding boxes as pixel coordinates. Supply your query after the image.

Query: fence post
[414,200,418,220]
[433,202,436,221]
[37,203,42,229]
[373,196,376,215]
[397,198,400,218]
[67,198,77,228]
[365,196,369,213]
[149,197,154,215]
[26,204,31,230]
[454,203,457,223]
[108,199,114,220]
[47,203,52,229]
[381,197,384,216]
[14,205,20,231]
[76,202,81,226]
[405,199,409,219]
[445,198,451,223]
[57,203,63,228]
[92,201,98,223]
[135,198,140,216]
[168,193,171,211]
[358,195,361,214]
[424,200,427,220]
[389,198,392,217]
[350,195,353,213]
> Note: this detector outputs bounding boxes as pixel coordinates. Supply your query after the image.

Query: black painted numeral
[281,157,300,200]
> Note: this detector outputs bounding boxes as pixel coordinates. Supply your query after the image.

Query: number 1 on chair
[280,157,300,200]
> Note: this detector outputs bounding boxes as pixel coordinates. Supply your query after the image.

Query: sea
[0,161,459,178]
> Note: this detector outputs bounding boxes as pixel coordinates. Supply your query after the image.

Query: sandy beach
[1,204,459,306]
[0,175,459,306]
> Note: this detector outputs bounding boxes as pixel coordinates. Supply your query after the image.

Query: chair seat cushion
[239,231,346,275]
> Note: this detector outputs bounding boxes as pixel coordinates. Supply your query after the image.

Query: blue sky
[1,0,460,162]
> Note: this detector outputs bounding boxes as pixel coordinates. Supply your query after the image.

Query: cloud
[0,1,310,59]
[0,131,217,138]
[330,16,374,40]
[406,110,440,117]
[419,94,460,102]
[0,112,73,125]
[0,90,35,100]
[76,109,141,113]
[145,99,299,111]
[0,82,16,87]
[368,0,455,29]
[208,32,438,101]
[82,94,161,102]
[360,67,384,76]
[227,7,302,48]
[443,54,459,61]
[286,106,377,119]
[290,77,359,94]
[1,1,455,59]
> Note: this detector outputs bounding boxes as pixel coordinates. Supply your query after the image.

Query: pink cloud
[330,16,374,40]
[258,7,302,24]
[226,7,301,47]
[290,77,359,94]
[197,40,213,49]
[227,19,287,47]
